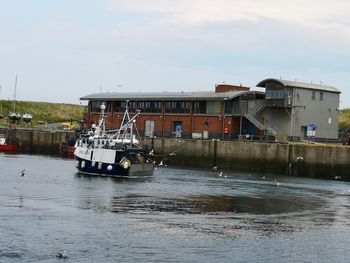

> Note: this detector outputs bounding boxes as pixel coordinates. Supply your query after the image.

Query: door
[173,121,183,138]
[300,126,307,140]
[145,120,155,137]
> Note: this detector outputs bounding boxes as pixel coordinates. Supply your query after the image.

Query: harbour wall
[0,128,76,155]
[1,128,350,180]
[143,137,350,180]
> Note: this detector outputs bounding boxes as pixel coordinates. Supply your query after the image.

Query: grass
[0,100,349,130]
[339,109,350,129]
[0,100,85,127]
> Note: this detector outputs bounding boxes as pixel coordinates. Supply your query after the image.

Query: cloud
[105,0,350,28]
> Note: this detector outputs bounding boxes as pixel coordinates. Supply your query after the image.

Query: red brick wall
[215,84,250,93]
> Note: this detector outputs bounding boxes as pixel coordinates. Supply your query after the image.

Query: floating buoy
[91,161,96,167]
[107,165,113,171]
[81,161,86,168]
[98,162,102,170]
[76,161,79,168]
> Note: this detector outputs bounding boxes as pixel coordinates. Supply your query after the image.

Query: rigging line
[151,144,188,157]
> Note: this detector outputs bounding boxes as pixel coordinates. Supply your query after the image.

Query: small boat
[8,112,21,122]
[74,103,154,177]
[59,137,76,158]
[0,129,21,153]
[22,113,33,123]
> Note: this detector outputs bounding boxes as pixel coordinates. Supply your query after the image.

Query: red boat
[0,134,21,153]
[59,143,75,158]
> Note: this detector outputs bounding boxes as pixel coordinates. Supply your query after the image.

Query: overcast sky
[0,0,349,107]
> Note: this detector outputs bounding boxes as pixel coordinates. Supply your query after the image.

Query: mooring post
[213,139,218,168]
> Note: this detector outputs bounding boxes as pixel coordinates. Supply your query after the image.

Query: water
[1,154,350,263]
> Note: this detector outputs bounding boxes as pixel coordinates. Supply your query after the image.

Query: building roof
[80,90,265,101]
[256,78,341,93]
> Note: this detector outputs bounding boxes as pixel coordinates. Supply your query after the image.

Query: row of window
[90,101,207,114]
[312,91,323,101]
[265,89,325,102]
[266,90,285,99]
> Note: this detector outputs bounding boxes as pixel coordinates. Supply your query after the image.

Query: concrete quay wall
[144,138,350,179]
[0,128,75,155]
[1,127,349,179]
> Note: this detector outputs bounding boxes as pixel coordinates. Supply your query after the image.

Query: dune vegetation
[339,109,350,130]
[0,100,85,127]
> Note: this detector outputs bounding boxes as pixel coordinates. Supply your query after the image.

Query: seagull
[212,166,218,171]
[56,250,68,258]
[219,171,223,177]
[149,149,154,155]
[276,182,280,187]
[20,169,26,176]
[296,156,304,162]
[262,176,266,180]
[159,160,164,166]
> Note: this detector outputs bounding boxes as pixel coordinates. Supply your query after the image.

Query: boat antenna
[0,85,2,115]
[13,75,17,113]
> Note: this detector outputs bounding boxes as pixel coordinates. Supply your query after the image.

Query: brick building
[80,84,265,140]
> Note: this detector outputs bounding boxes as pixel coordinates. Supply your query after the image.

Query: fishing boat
[0,129,21,153]
[74,103,154,177]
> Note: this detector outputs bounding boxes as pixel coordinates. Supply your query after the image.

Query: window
[266,90,285,99]
[115,101,126,113]
[193,101,206,114]
[165,101,190,114]
[320,92,324,101]
[139,101,162,113]
[312,91,315,100]
[224,101,233,114]
[145,120,155,137]
[128,101,137,112]
[90,101,106,112]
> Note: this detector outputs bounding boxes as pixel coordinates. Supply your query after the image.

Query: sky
[0,0,349,107]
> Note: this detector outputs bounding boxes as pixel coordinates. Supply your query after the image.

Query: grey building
[252,78,341,140]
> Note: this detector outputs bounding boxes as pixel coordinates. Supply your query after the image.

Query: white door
[145,120,155,137]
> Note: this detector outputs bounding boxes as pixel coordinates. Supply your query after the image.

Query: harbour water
[1,154,350,262]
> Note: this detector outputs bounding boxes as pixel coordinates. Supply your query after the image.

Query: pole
[0,85,2,115]
[14,75,17,113]
[239,114,242,139]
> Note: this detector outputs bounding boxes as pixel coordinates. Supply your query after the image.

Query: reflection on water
[1,154,350,263]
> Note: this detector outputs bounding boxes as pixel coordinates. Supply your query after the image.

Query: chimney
[215,84,250,93]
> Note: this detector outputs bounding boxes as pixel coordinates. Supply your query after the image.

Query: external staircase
[243,101,284,136]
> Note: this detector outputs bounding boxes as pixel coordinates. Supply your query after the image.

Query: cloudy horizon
[0,0,349,107]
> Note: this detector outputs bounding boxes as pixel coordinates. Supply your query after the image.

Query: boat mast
[13,75,17,113]
[0,85,2,115]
